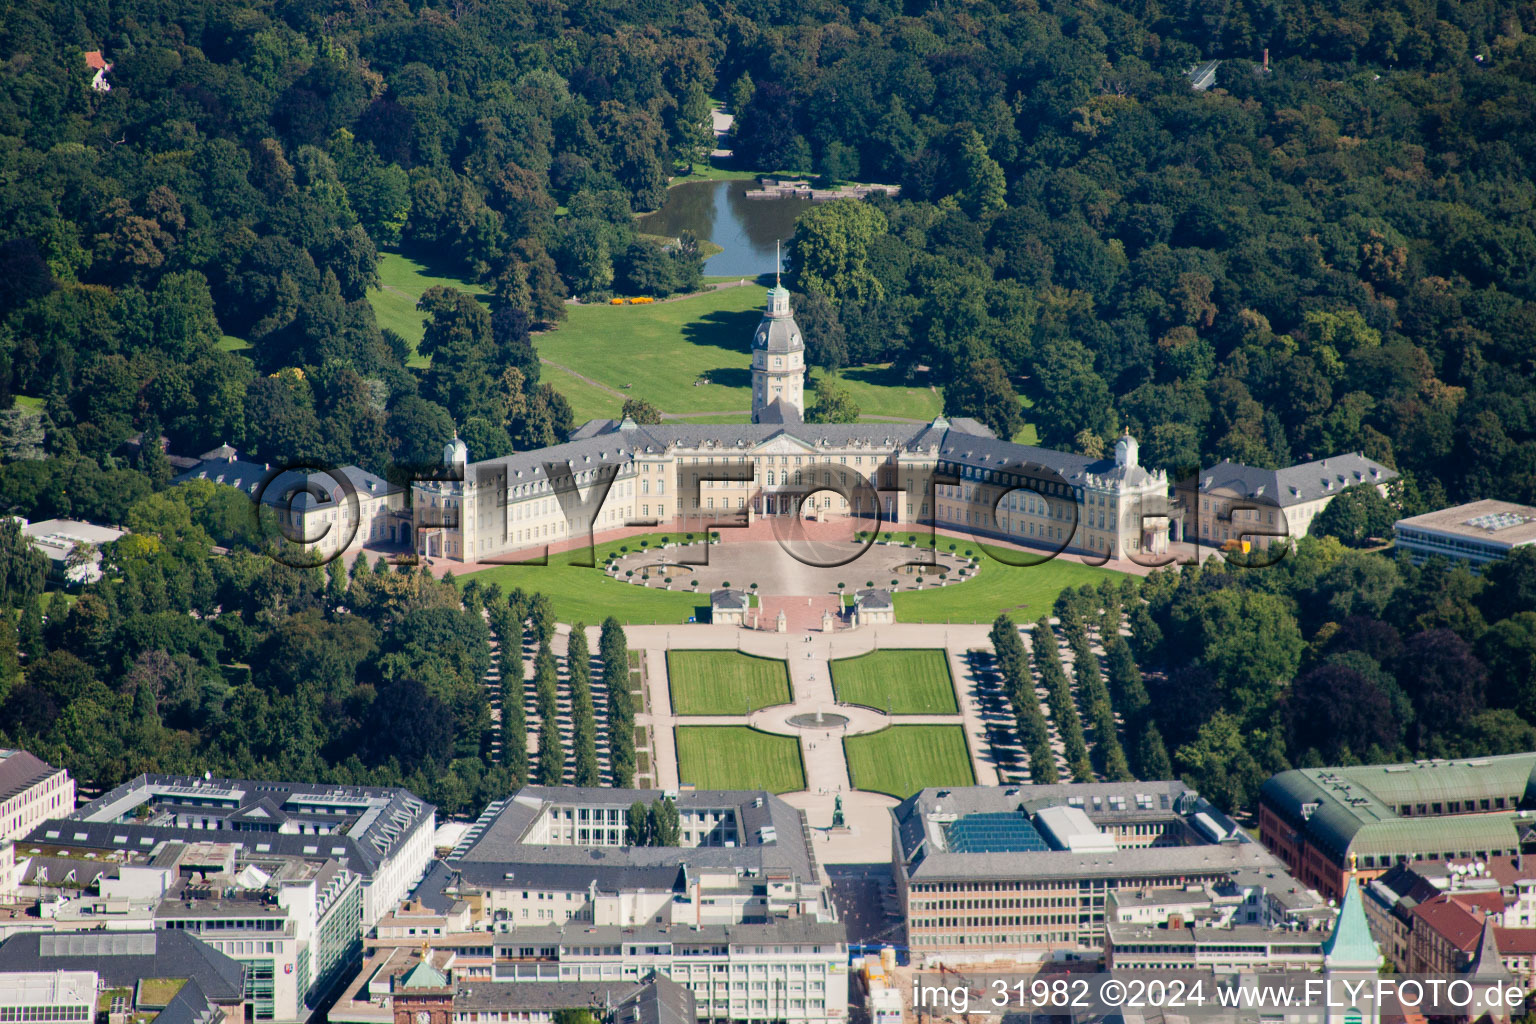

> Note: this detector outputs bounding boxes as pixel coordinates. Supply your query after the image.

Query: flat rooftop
[1395,500,1536,547]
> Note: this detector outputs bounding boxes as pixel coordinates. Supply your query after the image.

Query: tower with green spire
[1322,877,1383,1024]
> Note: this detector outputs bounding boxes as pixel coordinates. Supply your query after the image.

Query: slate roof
[1198,453,1396,507]
[853,589,892,610]
[522,415,1121,496]
[33,773,432,881]
[752,290,802,355]
[618,975,697,1024]
[453,976,695,1024]
[0,931,245,1002]
[711,588,749,611]
[439,786,817,891]
[153,978,221,1024]
[0,750,62,803]
[173,459,399,508]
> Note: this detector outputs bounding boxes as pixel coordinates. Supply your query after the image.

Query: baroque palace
[408,282,1175,565]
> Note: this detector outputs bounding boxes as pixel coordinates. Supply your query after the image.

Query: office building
[1258,755,1534,901]
[29,773,434,926]
[891,781,1293,963]
[0,970,95,1024]
[1393,499,1536,567]
[341,786,846,1024]
[0,931,246,1023]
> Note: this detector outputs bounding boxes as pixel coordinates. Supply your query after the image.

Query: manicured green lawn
[675,726,805,793]
[537,285,956,424]
[858,533,1121,623]
[539,286,763,414]
[537,363,625,424]
[814,365,942,423]
[667,650,792,715]
[843,726,975,799]
[830,649,957,714]
[369,252,489,365]
[459,533,709,625]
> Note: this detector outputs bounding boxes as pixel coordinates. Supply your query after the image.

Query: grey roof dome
[753,283,803,354]
[753,315,803,354]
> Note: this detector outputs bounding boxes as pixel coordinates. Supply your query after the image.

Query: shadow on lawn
[703,366,751,388]
[681,307,764,354]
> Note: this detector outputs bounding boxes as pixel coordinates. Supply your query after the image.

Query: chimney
[1263,48,1270,69]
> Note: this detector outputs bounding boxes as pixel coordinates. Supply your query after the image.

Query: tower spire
[776,240,781,287]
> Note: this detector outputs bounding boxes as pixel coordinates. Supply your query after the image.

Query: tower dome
[1114,429,1139,469]
[753,284,803,354]
[444,434,468,470]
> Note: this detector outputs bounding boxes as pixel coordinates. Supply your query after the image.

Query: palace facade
[411,286,1175,565]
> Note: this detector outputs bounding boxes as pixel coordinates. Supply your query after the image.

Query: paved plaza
[607,532,974,599]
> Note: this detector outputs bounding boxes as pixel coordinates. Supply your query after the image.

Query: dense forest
[3,0,1536,812]
[2,0,1534,502]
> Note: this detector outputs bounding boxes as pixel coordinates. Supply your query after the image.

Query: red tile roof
[1412,896,1485,952]
[1494,927,1536,955]
[1447,891,1506,916]
[84,51,108,70]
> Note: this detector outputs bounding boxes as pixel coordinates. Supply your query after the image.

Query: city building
[2,839,361,1023]
[410,287,1174,565]
[1405,895,1536,989]
[1104,923,1327,972]
[1106,866,1329,932]
[17,518,126,584]
[890,781,1294,963]
[0,969,96,1024]
[0,749,74,842]
[173,452,408,558]
[28,773,435,926]
[392,970,695,1024]
[0,931,246,1023]
[1180,453,1396,550]
[342,786,846,1024]
[1393,499,1536,568]
[1257,755,1535,901]
[1363,856,1529,969]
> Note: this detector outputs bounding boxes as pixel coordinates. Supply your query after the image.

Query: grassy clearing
[459,532,709,624]
[667,650,792,715]
[843,725,975,799]
[675,726,805,793]
[814,366,941,423]
[858,532,1121,623]
[369,252,489,365]
[536,362,625,424]
[540,285,962,422]
[539,286,763,414]
[217,334,251,353]
[830,649,957,714]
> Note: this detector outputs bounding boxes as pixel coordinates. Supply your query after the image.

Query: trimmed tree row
[989,614,1057,784]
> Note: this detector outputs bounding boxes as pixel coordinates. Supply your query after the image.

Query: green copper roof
[1260,755,1536,859]
[1322,878,1382,970]
[401,960,447,989]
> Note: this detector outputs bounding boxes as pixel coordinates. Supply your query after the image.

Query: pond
[637,180,813,277]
